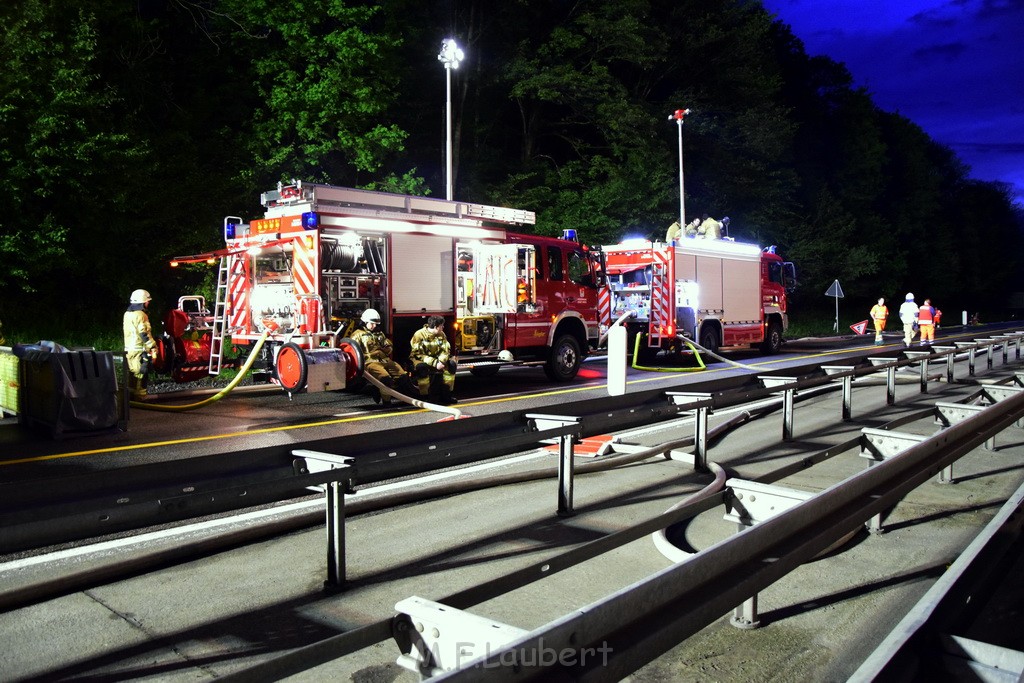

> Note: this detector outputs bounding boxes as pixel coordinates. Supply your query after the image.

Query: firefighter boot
[395,374,417,400]
[378,377,396,406]
[130,375,148,401]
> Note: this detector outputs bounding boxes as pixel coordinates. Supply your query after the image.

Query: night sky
[761,0,1024,206]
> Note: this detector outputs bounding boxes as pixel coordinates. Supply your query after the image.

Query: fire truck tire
[544,334,581,382]
[699,326,720,355]
[760,320,784,354]
[276,343,308,393]
[336,337,365,384]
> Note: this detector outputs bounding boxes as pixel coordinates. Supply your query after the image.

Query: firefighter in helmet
[350,309,415,405]
[409,315,457,405]
[123,289,158,399]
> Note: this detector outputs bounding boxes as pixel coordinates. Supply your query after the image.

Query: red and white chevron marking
[649,248,672,340]
[228,256,250,332]
[598,285,612,326]
[291,236,318,297]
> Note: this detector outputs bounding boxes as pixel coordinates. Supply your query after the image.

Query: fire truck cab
[601,237,796,359]
[168,181,605,393]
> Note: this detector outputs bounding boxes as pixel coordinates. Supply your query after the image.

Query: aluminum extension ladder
[208,257,229,376]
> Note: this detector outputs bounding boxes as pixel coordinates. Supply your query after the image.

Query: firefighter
[898,293,919,346]
[123,289,158,399]
[665,221,682,244]
[697,214,724,240]
[918,298,937,345]
[409,315,457,405]
[350,309,414,405]
[869,297,888,345]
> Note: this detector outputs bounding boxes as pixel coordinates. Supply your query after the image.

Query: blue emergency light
[302,212,320,230]
[225,222,237,240]
[562,228,578,242]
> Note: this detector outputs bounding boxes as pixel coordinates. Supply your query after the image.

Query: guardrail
[2,333,1021,561]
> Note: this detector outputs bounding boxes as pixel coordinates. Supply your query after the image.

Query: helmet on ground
[906,292,914,301]
[498,350,514,362]
[130,289,152,304]
[361,309,381,324]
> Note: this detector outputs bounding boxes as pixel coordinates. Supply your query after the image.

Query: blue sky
[760,0,1024,206]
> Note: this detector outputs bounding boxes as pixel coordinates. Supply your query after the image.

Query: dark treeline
[1,0,1020,334]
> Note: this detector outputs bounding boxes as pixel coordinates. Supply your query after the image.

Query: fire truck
[600,237,796,360]
[161,181,605,393]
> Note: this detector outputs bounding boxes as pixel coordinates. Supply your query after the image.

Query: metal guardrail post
[821,366,856,421]
[936,402,994,454]
[859,428,928,532]
[982,339,995,370]
[666,392,715,471]
[526,414,582,516]
[759,377,798,441]
[932,346,957,384]
[955,342,977,376]
[868,358,898,405]
[292,450,355,588]
[723,479,814,630]
[997,336,1010,364]
[903,351,931,393]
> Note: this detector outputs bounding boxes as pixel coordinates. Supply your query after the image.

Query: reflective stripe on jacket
[918,305,935,325]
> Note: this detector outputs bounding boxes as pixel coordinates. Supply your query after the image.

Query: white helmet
[130,289,152,304]
[906,292,914,301]
[497,350,514,362]
[360,309,381,324]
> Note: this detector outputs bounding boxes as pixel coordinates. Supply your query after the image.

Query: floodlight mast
[438,38,465,201]
[668,108,691,227]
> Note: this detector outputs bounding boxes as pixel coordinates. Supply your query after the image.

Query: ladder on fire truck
[208,257,229,376]
[263,181,537,227]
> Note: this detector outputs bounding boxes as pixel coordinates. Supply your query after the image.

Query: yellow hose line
[131,331,271,411]
[630,332,707,373]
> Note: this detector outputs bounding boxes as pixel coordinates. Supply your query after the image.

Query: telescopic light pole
[438,38,464,201]
[668,108,691,227]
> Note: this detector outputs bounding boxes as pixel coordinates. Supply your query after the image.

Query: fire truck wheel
[760,320,784,354]
[699,327,720,355]
[336,337,365,385]
[544,334,581,382]
[276,343,308,393]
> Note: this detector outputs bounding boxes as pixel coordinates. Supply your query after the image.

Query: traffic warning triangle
[850,320,869,335]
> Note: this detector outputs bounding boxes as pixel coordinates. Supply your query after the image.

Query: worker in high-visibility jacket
[898,293,919,346]
[123,289,158,399]
[869,297,888,346]
[918,298,937,345]
[409,315,457,405]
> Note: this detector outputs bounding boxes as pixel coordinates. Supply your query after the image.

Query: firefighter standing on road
[869,297,888,346]
[918,298,937,345]
[409,315,457,405]
[899,293,919,346]
[351,309,414,405]
[123,289,158,400]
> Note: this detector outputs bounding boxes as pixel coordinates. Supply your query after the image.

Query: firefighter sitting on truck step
[123,289,158,400]
[409,315,457,405]
[351,309,415,405]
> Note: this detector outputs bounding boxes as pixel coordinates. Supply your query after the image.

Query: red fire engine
[600,237,796,360]
[162,181,605,393]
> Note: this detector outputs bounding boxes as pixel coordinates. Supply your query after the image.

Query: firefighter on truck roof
[351,309,416,405]
[123,289,158,400]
